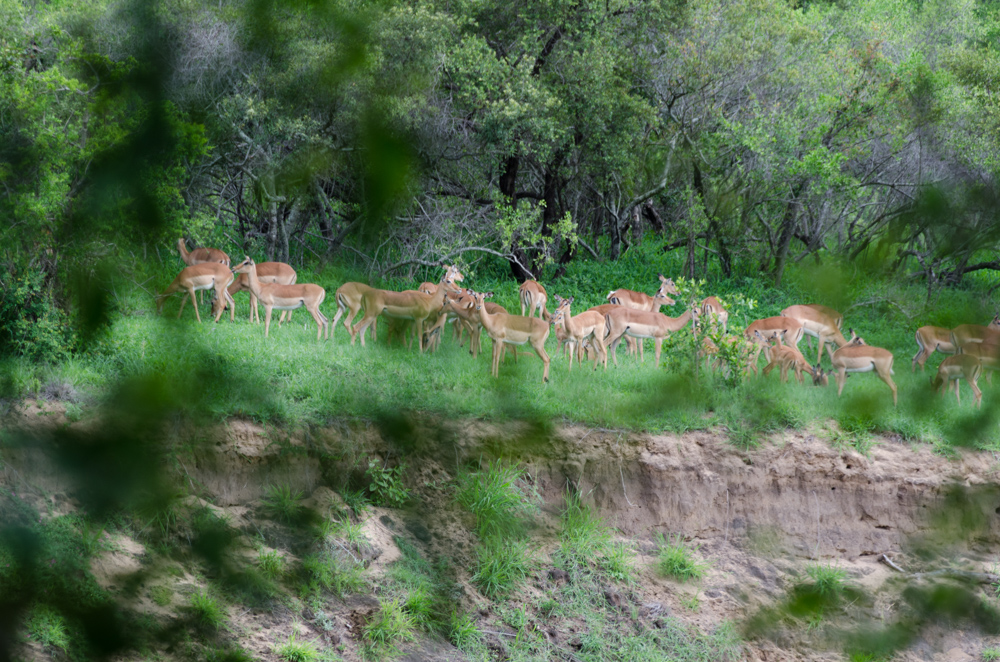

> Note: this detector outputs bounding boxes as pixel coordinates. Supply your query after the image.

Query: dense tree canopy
[2,0,1000,304]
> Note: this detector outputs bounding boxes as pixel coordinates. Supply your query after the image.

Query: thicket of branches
[3,0,1000,299]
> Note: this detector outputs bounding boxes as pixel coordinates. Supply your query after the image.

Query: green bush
[363,599,416,658]
[26,604,70,651]
[257,550,286,581]
[456,460,536,538]
[0,268,73,362]
[189,591,226,629]
[806,564,848,597]
[366,461,411,508]
[275,631,320,662]
[471,538,533,599]
[656,534,707,582]
[262,485,304,523]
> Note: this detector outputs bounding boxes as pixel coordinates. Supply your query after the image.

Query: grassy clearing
[4,243,999,450]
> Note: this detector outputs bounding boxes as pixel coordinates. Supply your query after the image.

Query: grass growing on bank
[3,241,999,449]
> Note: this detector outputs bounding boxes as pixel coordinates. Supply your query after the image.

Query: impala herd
[158,239,1000,408]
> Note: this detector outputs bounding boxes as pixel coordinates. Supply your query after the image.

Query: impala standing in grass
[350,273,462,352]
[950,316,1000,347]
[551,296,608,371]
[699,296,728,334]
[931,354,983,408]
[744,317,804,375]
[227,261,297,323]
[911,325,957,372]
[176,238,230,306]
[156,261,238,324]
[780,304,850,364]
[519,280,550,320]
[603,305,699,367]
[813,332,897,406]
[757,331,816,385]
[232,258,329,340]
[469,290,551,383]
[957,341,1000,385]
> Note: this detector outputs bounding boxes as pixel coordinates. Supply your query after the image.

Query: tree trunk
[773,180,807,287]
[500,155,532,282]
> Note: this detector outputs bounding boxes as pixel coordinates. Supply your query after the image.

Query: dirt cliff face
[4,404,1000,661]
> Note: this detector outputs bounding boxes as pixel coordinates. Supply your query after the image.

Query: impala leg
[225,290,236,322]
[954,379,961,406]
[352,312,376,347]
[594,334,608,371]
[762,358,778,378]
[971,376,983,408]
[835,367,847,397]
[264,306,274,338]
[531,337,550,383]
[654,338,663,367]
[875,364,898,406]
[250,292,258,323]
[307,305,324,340]
[779,362,790,383]
[190,289,203,323]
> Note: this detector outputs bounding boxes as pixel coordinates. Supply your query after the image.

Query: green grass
[26,605,70,651]
[149,584,173,606]
[456,460,537,538]
[806,564,848,597]
[257,550,286,581]
[471,538,534,599]
[448,610,481,650]
[5,242,1000,452]
[363,599,417,659]
[262,485,305,523]
[188,591,226,629]
[656,534,708,582]
[983,647,1000,661]
[275,631,320,662]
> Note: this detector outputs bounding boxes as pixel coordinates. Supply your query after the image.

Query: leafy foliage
[366,461,411,508]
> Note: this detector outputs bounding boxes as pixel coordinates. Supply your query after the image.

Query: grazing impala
[931,354,983,408]
[470,290,551,383]
[332,282,376,341]
[744,317,804,375]
[950,316,1000,347]
[519,280,550,320]
[813,332,897,406]
[351,274,461,352]
[603,306,699,367]
[699,297,729,334]
[957,341,1000,385]
[551,296,608,371]
[156,262,237,323]
[227,261,297,323]
[780,304,850,364]
[911,326,957,372]
[232,258,329,339]
[756,331,815,385]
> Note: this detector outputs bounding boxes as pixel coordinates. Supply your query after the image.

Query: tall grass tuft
[471,538,534,599]
[656,534,707,582]
[456,460,536,538]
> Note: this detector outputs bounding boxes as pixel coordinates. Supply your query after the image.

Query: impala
[177,238,230,305]
[351,275,460,352]
[931,354,983,408]
[813,332,897,406]
[911,326,957,372]
[551,296,608,371]
[756,331,815,384]
[780,304,850,364]
[423,291,500,355]
[956,341,1000,385]
[332,282,377,342]
[744,317,804,375]
[603,306,698,367]
[699,296,729,334]
[587,303,640,358]
[607,274,678,312]
[950,316,1000,347]
[519,280,550,320]
[470,290,550,383]
[232,258,330,340]
[156,262,238,323]
[418,264,464,295]
[227,261,297,323]
[177,237,230,267]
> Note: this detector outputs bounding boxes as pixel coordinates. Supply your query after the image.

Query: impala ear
[485,292,494,299]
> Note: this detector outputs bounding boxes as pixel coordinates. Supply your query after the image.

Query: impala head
[812,365,829,386]
[442,264,464,283]
[231,256,254,273]
[657,274,680,297]
[991,314,1000,328]
[846,328,865,345]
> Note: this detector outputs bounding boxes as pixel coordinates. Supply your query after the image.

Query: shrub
[364,599,416,657]
[457,460,536,538]
[0,268,73,363]
[189,591,226,629]
[26,604,70,651]
[806,564,847,597]
[274,631,320,662]
[448,610,481,649]
[656,534,707,582]
[557,493,611,569]
[257,550,286,581]
[366,461,411,508]
[471,539,533,599]
[262,485,304,523]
